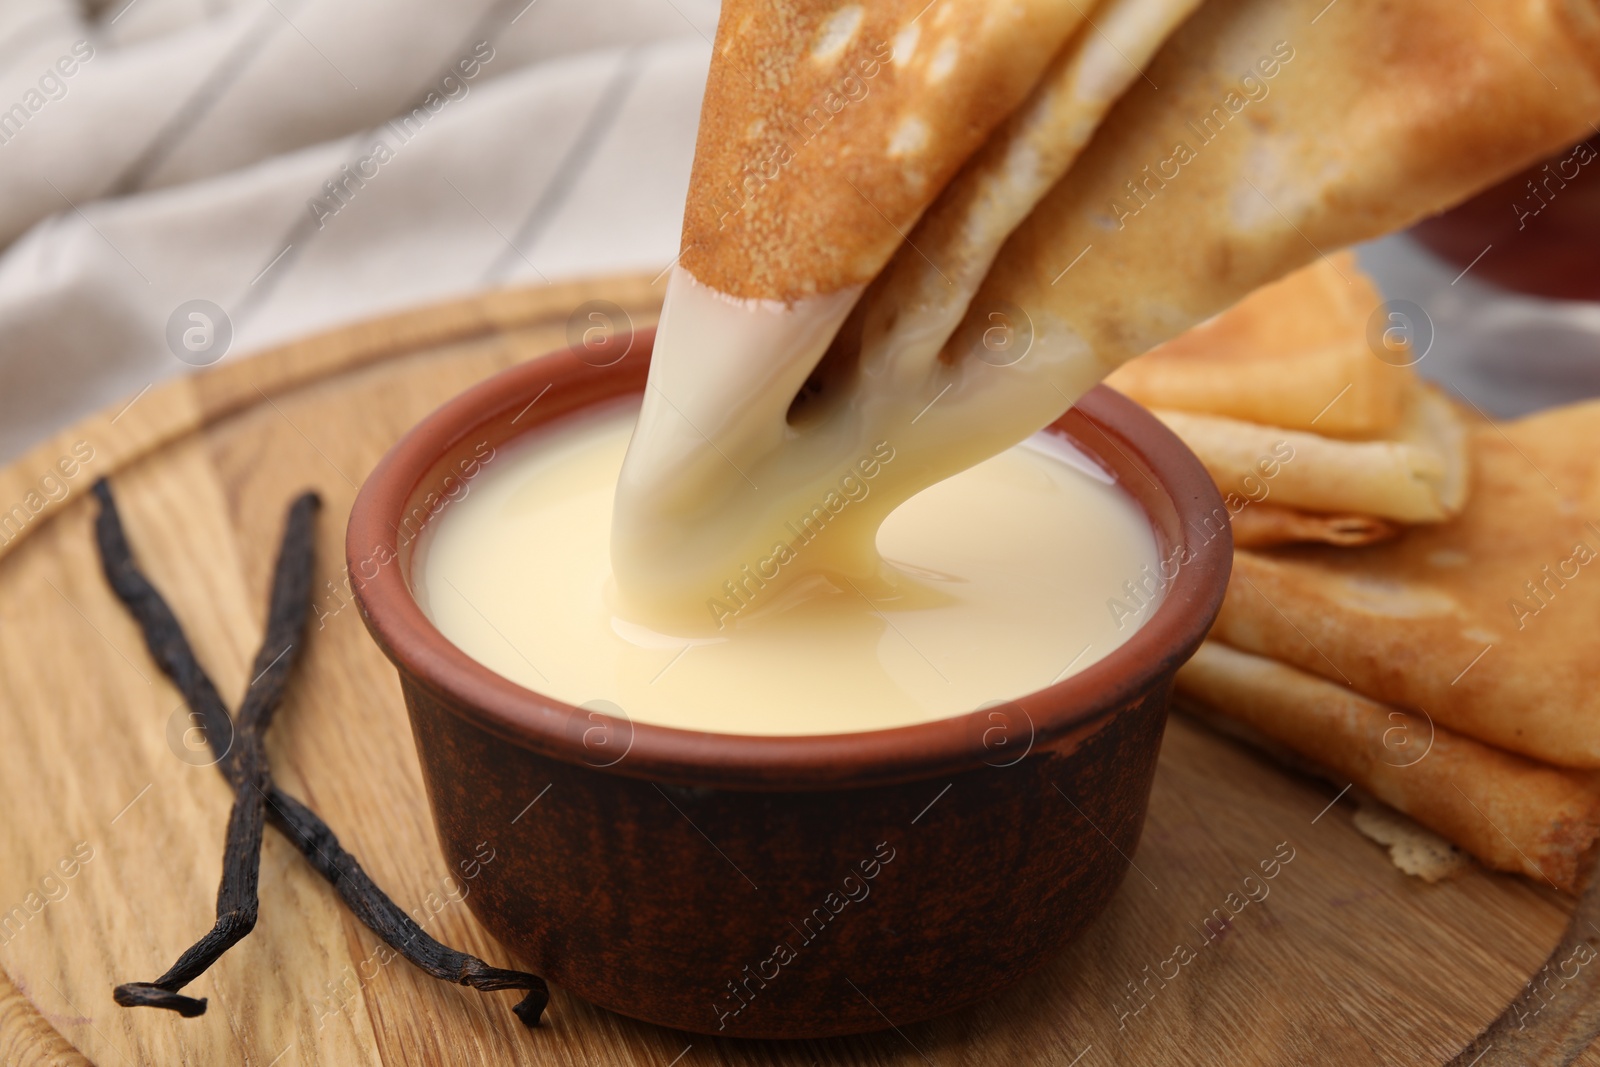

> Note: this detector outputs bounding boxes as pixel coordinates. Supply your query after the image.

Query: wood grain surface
[0,274,1585,1066]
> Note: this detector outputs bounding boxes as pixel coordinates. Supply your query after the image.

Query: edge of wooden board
[0,273,663,570]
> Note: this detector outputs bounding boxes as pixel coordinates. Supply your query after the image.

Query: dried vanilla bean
[92,479,547,1027]
[109,490,315,1016]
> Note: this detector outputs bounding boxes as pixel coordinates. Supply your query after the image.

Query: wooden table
[0,275,1578,1066]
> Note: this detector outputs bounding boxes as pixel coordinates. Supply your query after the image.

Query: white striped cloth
[0,0,716,460]
[0,0,1595,463]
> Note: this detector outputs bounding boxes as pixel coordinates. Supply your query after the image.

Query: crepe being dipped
[614,0,1203,626]
[612,0,1600,632]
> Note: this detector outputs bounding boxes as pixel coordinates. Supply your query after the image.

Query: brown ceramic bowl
[1409,135,1600,301]
[348,328,1231,1039]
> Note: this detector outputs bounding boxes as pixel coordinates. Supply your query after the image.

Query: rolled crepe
[1105,255,1414,439]
[1211,400,1600,768]
[1229,504,1398,550]
[1152,383,1471,523]
[1177,641,1600,893]
[1103,252,1464,537]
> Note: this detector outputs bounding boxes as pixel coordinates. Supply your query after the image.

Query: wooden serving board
[0,275,1580,1066]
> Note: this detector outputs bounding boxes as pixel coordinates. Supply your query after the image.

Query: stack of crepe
[1144,297,1600,887]
[1103,252,1600,890]
[644,0,1600,885]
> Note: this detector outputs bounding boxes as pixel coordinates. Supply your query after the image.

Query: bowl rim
[348,328,1231,790]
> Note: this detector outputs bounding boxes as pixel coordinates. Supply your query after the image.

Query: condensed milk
[413,399,1160,735]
